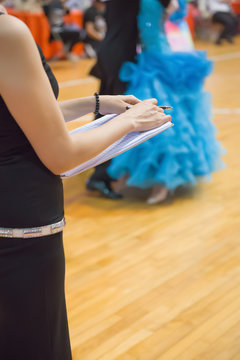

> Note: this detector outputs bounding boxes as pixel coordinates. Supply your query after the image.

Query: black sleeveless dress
[0,13,72,360]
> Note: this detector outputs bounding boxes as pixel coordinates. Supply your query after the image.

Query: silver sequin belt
[0,218,65,238]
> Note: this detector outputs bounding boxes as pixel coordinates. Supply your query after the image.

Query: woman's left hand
[99,95,141,115]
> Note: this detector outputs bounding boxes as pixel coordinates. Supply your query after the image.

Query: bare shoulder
[0,14,35,56]
[0,14,30,38]
[0,14,41,87]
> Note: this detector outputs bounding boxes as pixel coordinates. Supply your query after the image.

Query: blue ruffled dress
[108,0,224,190]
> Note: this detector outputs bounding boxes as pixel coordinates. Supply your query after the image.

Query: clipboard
[61,114,173,178]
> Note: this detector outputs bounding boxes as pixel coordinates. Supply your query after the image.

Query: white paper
[61,114,173,178]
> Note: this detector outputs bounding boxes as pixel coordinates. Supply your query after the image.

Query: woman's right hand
[119,98,172,132]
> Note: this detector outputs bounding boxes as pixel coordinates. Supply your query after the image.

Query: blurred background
[3,1,240,359]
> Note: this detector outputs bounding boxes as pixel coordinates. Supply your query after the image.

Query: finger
[124,95,141,105]
[158,115,171,123]
[152,105,165,113]
[143,98,158,105]
[149,105,165,115]
[149,109,158,116]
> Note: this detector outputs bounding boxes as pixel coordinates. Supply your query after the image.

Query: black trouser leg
[59,28,82,52]
[231,15,239,36]
[89,159,116,183]
[213,12,238,40]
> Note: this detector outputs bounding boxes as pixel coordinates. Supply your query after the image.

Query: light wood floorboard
[50,36,240,360]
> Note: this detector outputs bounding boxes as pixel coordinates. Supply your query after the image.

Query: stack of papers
[61,114,173,178]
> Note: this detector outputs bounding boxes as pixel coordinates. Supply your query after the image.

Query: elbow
[43,156,73,176]
[50,167,64,176]
[39,139,76,176]
[48,161,72,176]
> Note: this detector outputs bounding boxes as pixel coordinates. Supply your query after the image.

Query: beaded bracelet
[94,92,100,116]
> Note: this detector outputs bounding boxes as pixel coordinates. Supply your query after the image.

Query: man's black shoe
[86,179,123,199]
[215,37,222,45]
[226,36,234,44]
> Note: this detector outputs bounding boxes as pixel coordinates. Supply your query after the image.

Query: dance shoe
[86,179,123,199]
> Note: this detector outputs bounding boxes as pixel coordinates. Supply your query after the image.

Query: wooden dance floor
[51,37,240,360]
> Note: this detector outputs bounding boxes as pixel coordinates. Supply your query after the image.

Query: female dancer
[87,0,171,199]
[108,0,224,204]
[0,8,171,359]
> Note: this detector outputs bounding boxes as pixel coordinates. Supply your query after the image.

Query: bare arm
[58,95,141,122]
[59,96,95,122]
[85,21,104,41]
[0,16,171,176]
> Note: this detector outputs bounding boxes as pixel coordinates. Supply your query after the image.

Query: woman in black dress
[0,7,171,360]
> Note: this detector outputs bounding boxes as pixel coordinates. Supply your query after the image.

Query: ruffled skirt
[108,50,224,190]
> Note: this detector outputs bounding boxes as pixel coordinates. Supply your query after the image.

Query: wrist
[113,112,136,133]
[87,95,95,114]
[98,95,109,115]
